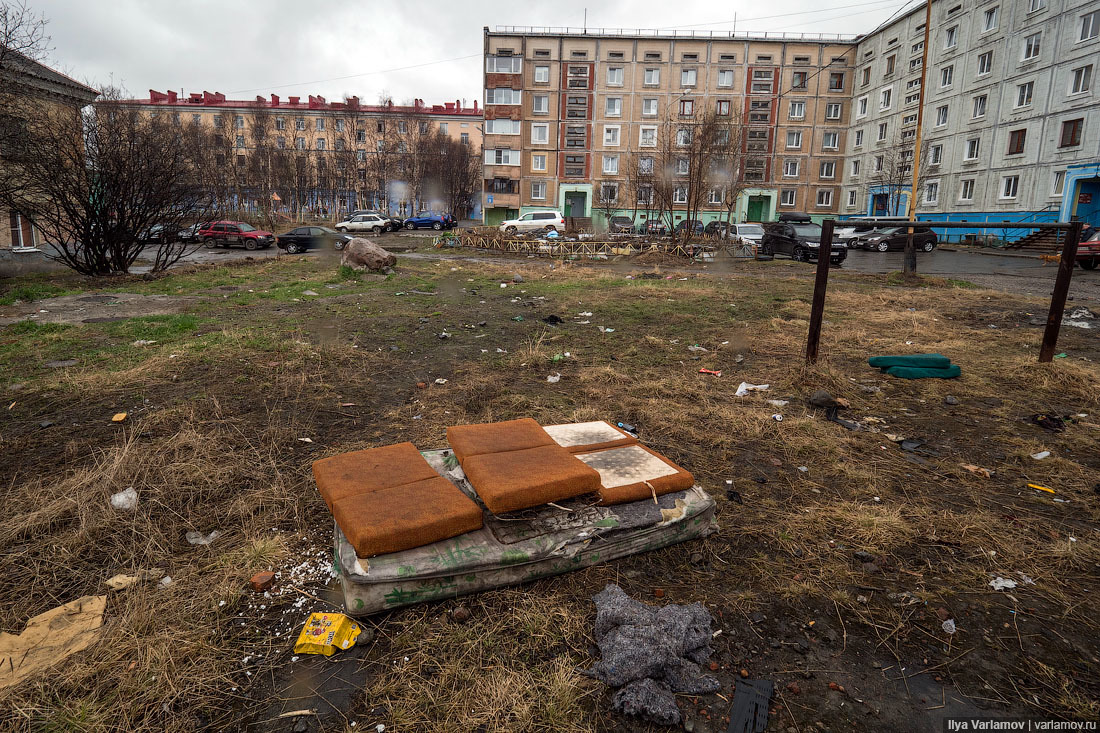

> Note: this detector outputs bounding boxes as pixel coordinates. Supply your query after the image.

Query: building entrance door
[872,194,889,216]
[1075,178,1100,227]
[746,196,767,222]
[564,192,586,218]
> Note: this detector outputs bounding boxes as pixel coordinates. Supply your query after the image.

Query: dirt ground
[0,252,1097,732]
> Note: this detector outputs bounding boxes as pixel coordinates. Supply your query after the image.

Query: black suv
[858,226,938,252]
[760,215,847,266]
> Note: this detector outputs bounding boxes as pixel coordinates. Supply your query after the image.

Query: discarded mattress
[868,353,961,379]
[334,448,717,615]
[575,444,695,506]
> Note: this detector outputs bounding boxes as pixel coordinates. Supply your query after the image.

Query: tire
[505,226,517,235]
[286,243,300,254]
[244,239,258,251]
[432,222,443,231]
[760,241,773,256]
[847,238,859,249]
[203,238,216,248]
[405,222,416,230]
[372,227,382,234]
[1080,260,1098,270]
[334,241,347,251]
[877,241,889,252]
[922,241,935,252]
[337,227,347,233]
[793,247,808,262]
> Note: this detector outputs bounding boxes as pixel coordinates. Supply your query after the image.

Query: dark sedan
[859,226,938,252]
[276,226,352,254]
[608,215,635,233]
[639,219,668,236]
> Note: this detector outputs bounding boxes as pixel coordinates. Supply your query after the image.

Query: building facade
[843,0,1100,238]
[482,27,858,227]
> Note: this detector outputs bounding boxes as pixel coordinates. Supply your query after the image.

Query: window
[533,94,549,114]
[823,132,839,149]
[315,138,328,150]
[1081,11,1100,41]
[1001,175,1019,199]
[816,190,832,207]
[235,135,244,148]
[644,68,659,85]
[972,95,987,118]
[234,115,244,129]
[276,136,285,149]
[485,119,520,134]
[531,153,547,171]
[877,122,888,141]
[874,155,884,172]
[642,98,658,116]
[861,67,871,86]
[780,190,796,207]
[912,41,925,54]
[397,121,408,133]
[940,66,954,87]
[718,70,734,87]
[676,158,689,175]
[603,155,619,174]
[820,161,836,179]
[681,68,697,86]
[639,126,657,146]
[880,88,892,109]
[295,118,305,130]
[600,183,618,203]
[945,26,958,48]
[825,103,842,120]
[829,72,844,91]
[1007,129,1026,155]
[375,140,384,152]
[789,101,806,119]
[531,181,546,200]
[532,65,550,83]
[708,189,722,205]
[673,187,687,204]
[783,160,799,177]
[335,119,345,132]
[295,137,305,150]
[486,88,521,104]
[792,71,808,89]
[317,118,325,131]
[854,129,864,146]
[676,128,692,146]
[850,160,861,177]
[418,121,429,134]
[960,179,974,200]
[885,54,896,75]
[1070,65,1092,94]
[1029,0,1045,11]
[1052,170,1065,196]
[605,97,622,116]
[1059,118,1083,147]
[274,117,286,131]
[1023,33,1041,61]
[438,122,447,134]
[460,132,469,144]
[639,156,654,174]
[786,131,802,149]
[983,7,998,32]
[603,125,620,146]
[531,123,549,144]
[334,138,344,151]
[679,99,693,116]
[857,96,868,116]
[644,52,662,61]
[716,100,730,116]
[1016,82,1034,107]
[978,51,992,75]
[607,67,623,85]
[485,149,520,165]
[925,181,939,204]
[965,137,980,160]
[929,144,942,164]
[486,55,521,73]
[847,190,857,207]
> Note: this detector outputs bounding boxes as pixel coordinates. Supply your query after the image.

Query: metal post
[903,0,932,277]
[1039,220,1083,363]
[806,219,835,364]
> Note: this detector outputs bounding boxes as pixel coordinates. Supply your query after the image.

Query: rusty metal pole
[806,219,835,364]
[1039,220,1083,363]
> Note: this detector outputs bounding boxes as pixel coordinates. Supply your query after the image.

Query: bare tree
[432,131,478,219]
[0,89,212,274]
[595,178,619,230]
[0,1,50,71]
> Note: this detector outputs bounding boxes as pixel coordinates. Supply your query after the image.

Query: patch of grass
[7,321,73,335]
[885,271,980,288]
[0,280,81,305]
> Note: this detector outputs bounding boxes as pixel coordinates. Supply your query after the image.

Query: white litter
[771,414,783,421]
[687,345,708,353]
[132,340,157,347]
[941,619,956,634]
[989,577,1018,591]
[577,311,592,317]
[298,437,313,443]
[797,466,809,473]
[500,283,507,288]
[735,382,770,397]
[186,530,222,546]
[1030,451,1051,460]
[546,373,561,383]
[766,399,789,408]
[158,576,173,588]
[109,487,139,511]
[434,378,448,384]
[302,290,319,296]
[598,326,615,333]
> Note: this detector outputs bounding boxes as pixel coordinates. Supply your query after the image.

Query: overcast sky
[33,0,915,104]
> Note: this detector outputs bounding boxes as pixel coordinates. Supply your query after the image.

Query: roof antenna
[583,8,587,32]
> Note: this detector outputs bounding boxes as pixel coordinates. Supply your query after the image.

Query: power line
[225,53,483,95]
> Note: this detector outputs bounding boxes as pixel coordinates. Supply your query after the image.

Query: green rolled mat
[884,364,961,379]
[868,353,953,369]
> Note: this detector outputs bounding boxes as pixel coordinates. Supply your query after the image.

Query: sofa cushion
[461,443,602,514]
[313,442,440,511]
[575,444,695,506]
[446,418,556,465]
[332,476,484,558]
[542,420,638,453]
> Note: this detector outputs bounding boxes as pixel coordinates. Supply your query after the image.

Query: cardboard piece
[0,595,106,690]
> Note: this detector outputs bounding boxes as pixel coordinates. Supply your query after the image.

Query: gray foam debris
[584,584,721,725]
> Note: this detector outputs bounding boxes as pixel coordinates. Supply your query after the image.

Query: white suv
[499,211,566,234]
[336,214,387,234]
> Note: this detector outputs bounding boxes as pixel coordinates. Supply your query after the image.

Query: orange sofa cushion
[313,442,440,511]
[574,444,695,506]
[332,476,484,558]
[461,444,602,514]
[542,421,639,454]
[446,418,556,465]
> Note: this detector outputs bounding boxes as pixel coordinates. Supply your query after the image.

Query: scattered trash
[945,395,960,406]
[807,390,849,410]
[941,619,957,634]
[416,382,427,389]
[294,613,362,656]
[766,399,789,408]
[298,437,313,443]
[437,331,451,339]
[699,368,722,377]
[131,340,157,347]
[45,359,78,368]
[771,414,783,422]
[546,373,561,383]
[499,283,507,288]
[302,290,319,297]
[797,466,809,473]
[869,353,960,379]
[989,577,1018,591]
[157,576,173,588]
[0,595,106,690]
[1030,451,1051,460]
[109,487,139,511]
[111,412,128,423]
[726,678,774,733]
[616,421,638,436]
[1063,307,1096,329]
[735,382,770,397]
[433,378,448,385]
[186,530,222,546]
[1028,483,1055,495]
[250,571,276,592]
[512,274,524,283]
[582,584,719,726]
[1026,413,1068,433]
[961,464,992,478]
[598,326,615,333]
[511,316,524,322]
[578,311,593,317]
[735,354,744,363]
[104,569,162,591]
[687,345,708,353]
[1053,352,1067,359]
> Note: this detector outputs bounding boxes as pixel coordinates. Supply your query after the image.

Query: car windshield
[238,223,257,232]
[793,224,821,238]
[739,225,764,236]
[875,227,902,235]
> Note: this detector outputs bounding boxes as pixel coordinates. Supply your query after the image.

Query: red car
[199,221,274,250]
[1078,229,1099,270]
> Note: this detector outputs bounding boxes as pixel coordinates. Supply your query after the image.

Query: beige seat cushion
[575,444,695,506]
[542,421,638,453]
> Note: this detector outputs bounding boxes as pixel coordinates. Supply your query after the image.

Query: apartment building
[122,90,483,217]
[482,26,857,227]
[843,0,1100,233]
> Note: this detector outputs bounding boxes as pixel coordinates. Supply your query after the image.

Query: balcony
[486,178,519,195]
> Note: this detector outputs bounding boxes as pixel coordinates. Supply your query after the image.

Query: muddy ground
[0,251,1097,732]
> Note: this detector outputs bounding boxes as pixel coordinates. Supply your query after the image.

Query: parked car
[139,224,173,244]
[199,221,274,250]
[760,218,848,265]
[608,215,635,234]
[834,222,882,248]
[727,223,765,246]
[858,226,938,252]
[405,211,455,231]
[1075,228,1099,270]
[178,222,209,243]
[498,210,566,235]
[674,220,705,236]
[336,213,390,234]
[639,219,668,236]
[347,210,402,232]
[276,226,352,254]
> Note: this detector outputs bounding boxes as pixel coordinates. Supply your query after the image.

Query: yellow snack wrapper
[293,612,361,656]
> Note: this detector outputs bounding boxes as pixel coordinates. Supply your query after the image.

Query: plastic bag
[293,612,362,656]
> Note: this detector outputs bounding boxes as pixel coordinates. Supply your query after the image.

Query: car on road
[199,221,274,250]
[276,226,353,254]
[858,226,938,252]
[139,224,173,244]
[760,217,847,265]
[727,223,765,246]
[639,219,668,236]
[405,211,455,231]
[1077,228,1100,270]
[336,213,391,234]
[178,222,209,243]
[498,210,566,235]
[608,215,635,234]
[347,210,403,232]
[834,222,882,248]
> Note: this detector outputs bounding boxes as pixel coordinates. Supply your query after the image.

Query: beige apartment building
[482,26,858,227]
